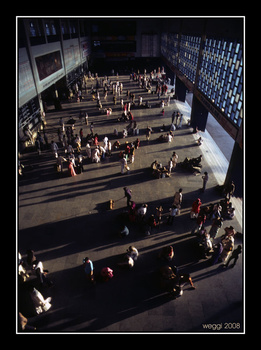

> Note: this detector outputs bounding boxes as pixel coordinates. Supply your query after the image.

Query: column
[224,141,243,197]
[190,94,208,132]
[175,76,186,102]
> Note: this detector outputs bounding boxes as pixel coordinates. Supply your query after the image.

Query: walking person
[201,171,209,192]
[167,204,178,225]
[119,155,129,174]
[190,198,202,219]
[156,205,163,226]
[173,188,183,208]
[123,187,132,207]
[146,126,153,140]
[83,257,95,283]
[168,158,173,175]
[223,245,242,268]
[172,151,179,169]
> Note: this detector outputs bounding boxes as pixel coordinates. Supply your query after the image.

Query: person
[26,249,37,266]
[83,257,94,283]
[167,204,178,225]
[196,136,203,146]
[92,147,100,163]
[172,152,179,169]
[156,205,163,226]
[201,231,213,258]
[146,214,157,234]
[51,140,59,158]
[178,272,196,289]
[32,260,53,287]
[68,159,77,176]
[84,111,89,125]
[201,171,209,192]
[209,217,223,239]
[146,126,153,140]
[167,133,173,143]
[18,312,36,331]
[170,123,176,132]
[225,180,235,200]
[168,158,173,174]
[118,254,134,268]
[100,267,113,282]
[29,286,52,314]
[220,235,234,262]
[126,246,139,261]
[158,245,174,261]
[86,143,91,160]
[18,252,29,283]
[119,155,128,174]
[173,188,182,208]
[191,213,206,235]
[210,242,223,265]
[128,201,136,222]
[190,198,202,219]
[57,154,67,173]
[119,224,129,237]
[137,204,148,221]
[177,113,184,129]
[223,245,242,268]
[123,187,132,207]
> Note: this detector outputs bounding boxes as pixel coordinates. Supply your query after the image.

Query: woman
[68,159,77,176]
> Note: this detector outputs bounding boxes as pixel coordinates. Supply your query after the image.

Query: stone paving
[18,74,243,333]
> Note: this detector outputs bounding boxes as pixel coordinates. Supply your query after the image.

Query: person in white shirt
[167,205,178,225]
[126,246,139,261]
[137,204,148,221]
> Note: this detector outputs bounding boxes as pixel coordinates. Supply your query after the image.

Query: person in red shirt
[190,198,202,219]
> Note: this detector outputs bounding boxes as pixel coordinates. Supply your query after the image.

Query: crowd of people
[18,67,241,331]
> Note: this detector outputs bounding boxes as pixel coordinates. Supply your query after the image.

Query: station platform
[18,74,243,333]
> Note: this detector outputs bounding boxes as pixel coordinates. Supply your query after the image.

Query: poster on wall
[31,42,66,93]
[35,50,63,81]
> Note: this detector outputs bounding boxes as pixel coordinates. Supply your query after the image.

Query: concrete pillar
[175,76,186,102]
[190,94,208,132]
[224,141,243,197]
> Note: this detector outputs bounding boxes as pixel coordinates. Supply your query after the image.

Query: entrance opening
[185,92,234,163]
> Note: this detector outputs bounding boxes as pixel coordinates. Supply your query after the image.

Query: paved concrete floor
[18,75,243,333]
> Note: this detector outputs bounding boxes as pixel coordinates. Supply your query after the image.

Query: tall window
[179,35,201,84]
[197,38,243,127]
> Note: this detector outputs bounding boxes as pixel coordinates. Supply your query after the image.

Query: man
[225,180,235,200]
[123,187,132,207]
[173,188,183,207]
[83,257,94,283]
